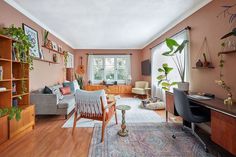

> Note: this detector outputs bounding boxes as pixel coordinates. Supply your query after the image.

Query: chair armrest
[104,101,116,110]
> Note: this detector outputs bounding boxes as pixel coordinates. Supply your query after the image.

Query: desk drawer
[211,110,236,155]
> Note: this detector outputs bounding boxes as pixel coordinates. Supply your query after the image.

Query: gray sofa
[30,84,75,119]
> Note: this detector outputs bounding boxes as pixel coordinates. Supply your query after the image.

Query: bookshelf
[0,34,35,144]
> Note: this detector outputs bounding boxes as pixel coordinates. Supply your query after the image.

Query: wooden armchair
[72,90,117,142]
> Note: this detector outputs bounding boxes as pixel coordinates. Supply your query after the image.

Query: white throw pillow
[73,80,80,91]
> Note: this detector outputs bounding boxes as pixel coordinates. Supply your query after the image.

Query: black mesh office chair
[173,88,210,151]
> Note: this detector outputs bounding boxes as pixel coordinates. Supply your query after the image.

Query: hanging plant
[63,51,69,67]
[0,25,34,70]
[0,107,22,121]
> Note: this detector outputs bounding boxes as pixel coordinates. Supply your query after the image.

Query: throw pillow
[43,86,53,94]
[60,86,71,95]
[73,80,80,91]
[51,85,64,100]
[63,82,75,93]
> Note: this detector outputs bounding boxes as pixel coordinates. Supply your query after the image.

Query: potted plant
[157,63,177,91]
[0,107,22,121]
[75,73,84,89]
[162,38,189,91]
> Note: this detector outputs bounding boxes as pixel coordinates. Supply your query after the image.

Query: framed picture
[51,41,58,51]
[22,23,40,58]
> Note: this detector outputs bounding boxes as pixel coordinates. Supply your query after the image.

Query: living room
[0,0,236,157]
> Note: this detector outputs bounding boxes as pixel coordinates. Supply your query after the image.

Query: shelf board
[12,60,28,64]
[192,66,215,69]
[33,57,59,64]
[0,34,20,43]
[12,78,29,81]
[218,50,236,55]
[0,79,11,82]
[12,93,29,98]
[42,45,64,55]
[0,89,12,93]
[0,58,11,62]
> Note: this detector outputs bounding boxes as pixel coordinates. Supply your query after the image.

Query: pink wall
[141,0,236,99]
[74,49,142,85]
[0,1,74,91]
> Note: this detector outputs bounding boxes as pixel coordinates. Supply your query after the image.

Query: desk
[165,91,236,155]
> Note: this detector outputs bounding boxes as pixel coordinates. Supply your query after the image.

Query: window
[88,55,131,84]
[151,30,190,99]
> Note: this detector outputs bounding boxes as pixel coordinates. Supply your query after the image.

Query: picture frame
[51,41,58,51]
[22,23,40,58]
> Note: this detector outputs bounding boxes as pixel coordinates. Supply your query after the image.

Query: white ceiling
[6,0,211,49]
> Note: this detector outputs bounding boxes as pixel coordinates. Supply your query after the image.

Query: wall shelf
[33,57,59,65]
[192,66,215,69]
[218,50,236,55]
[0,58,12,62]
[42,45,64,55]
[12,93,29,98]
[0,89,11,93]
[12,78,29,81]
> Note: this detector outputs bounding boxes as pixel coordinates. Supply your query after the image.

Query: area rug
[62,98,164,128]
[89,123,214,157]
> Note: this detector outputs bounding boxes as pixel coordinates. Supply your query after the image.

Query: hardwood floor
[0,115,93,157]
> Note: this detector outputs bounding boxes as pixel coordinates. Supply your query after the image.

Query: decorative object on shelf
[194,37,214,69]
[63,51,68,67]
[46,40,52,49]
[0,87,6,92]
[39,49,44,59]
[12,82,17,94]
[12,96,22,107]
[43,30,49,46]
[51,41,58,51]
[22,24,40,59]
[0,25,34,70]
[157,63,177,91]
[53,54,57,63]
[75,73,84,89]
[88,80,91,85]
[196,59,203,67]
[12,47,17,61]
[162,38,189,91]
[77,56,85,75]
[58,45,62,52]
[0,66,3,80]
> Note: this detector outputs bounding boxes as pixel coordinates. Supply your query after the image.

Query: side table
[116,105,131,137]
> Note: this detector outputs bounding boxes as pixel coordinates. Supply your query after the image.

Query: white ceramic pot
[177,82,189,91]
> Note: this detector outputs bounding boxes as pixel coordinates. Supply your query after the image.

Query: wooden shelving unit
[218,50,236,55]
[42,45,64,55]
[33,57,59,65]
[0,34,35,144]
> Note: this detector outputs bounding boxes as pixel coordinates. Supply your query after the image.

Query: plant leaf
[171,82,177,86]
[161,82,170,87]
[158,68,164,72]
[174,40,188,54]
[157,75,165,80]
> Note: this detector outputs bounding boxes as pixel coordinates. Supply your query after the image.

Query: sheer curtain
[151,29,190,100]
[87,55,94,83]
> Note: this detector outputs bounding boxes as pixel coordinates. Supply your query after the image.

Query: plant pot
[177,82,189,91]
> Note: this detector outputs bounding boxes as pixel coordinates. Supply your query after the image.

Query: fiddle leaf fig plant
[157,63,177,91]
[162,38,188,83]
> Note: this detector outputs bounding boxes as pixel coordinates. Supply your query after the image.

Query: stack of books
[0,87,7,92]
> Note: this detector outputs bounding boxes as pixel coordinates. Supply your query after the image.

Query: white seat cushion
[132,88,146,95]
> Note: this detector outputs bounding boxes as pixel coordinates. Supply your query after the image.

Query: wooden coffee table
[116,105,131,137]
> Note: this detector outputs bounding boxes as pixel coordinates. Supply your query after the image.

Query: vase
[177,82,189,91]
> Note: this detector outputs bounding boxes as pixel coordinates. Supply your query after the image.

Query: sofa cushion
[73,80,80,91]
[60,86,71,95]
[51,85,64,100]
[63,82,75,93]
[132,88,146,95]
[43,86,53,94]
[57,94,75,109]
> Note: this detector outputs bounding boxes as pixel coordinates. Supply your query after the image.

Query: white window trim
[88,55,131,84]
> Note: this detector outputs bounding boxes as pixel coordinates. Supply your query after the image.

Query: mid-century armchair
[72,90,117,142]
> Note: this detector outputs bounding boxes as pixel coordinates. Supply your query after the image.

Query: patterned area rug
[62,98,164,128]
[89,123,214,157]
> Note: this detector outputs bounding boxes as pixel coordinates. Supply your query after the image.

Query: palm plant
[162,38,188,83]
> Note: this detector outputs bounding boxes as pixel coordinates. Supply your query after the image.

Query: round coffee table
[116,105,131,137]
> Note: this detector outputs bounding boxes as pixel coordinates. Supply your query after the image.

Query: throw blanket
[75,90,108,117]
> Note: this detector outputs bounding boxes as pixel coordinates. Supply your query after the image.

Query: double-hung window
[88,55,131,84]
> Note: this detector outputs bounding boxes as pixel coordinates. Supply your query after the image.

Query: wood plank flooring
[0,110,178,157]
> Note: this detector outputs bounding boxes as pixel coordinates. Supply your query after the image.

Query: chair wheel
[172,135,176,139]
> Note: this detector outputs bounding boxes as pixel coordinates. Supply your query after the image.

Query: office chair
[173,88,210,151]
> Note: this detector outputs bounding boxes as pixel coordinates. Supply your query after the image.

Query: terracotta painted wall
[141,0,236,99]
[0,1,74,91]
[74,49,142,85]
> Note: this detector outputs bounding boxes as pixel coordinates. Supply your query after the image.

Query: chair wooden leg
[72,111,78,135]
[101,114,106,143]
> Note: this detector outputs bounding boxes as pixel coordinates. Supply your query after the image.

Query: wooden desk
[165,91,236,155]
